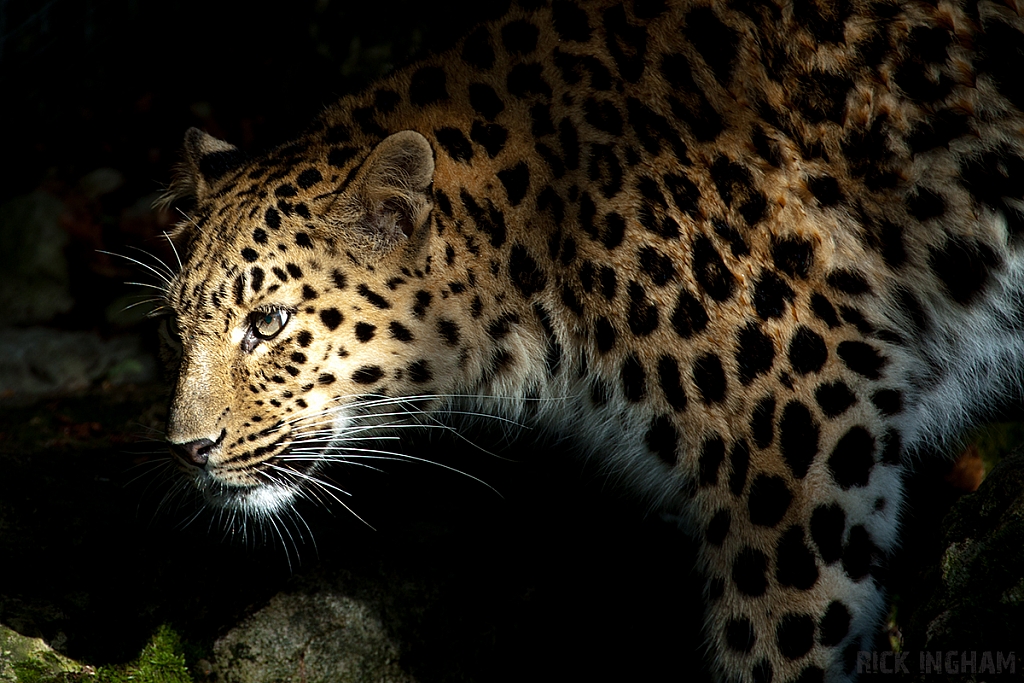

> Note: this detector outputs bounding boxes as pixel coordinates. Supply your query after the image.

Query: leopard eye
[252,309,289,339]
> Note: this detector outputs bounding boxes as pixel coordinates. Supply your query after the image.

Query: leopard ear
[321,130,435,247]
[159,128,244,210]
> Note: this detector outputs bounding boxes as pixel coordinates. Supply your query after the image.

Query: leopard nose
[170,438,216,468]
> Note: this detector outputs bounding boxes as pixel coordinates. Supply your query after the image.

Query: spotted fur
[160,1,1024,680]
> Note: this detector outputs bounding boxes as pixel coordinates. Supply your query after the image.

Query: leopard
[156,0,1024,680]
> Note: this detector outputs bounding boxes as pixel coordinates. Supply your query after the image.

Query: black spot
[660,54,723,140]
[829,426,875,489]
[331,269,348,290]
[827,269,871,295]
[791,0,851,43]
[645,415,679,465]
[748,474,792,527]
[252,228,268,245]
[531,103,556,137]
[561,284,583,316]
[776,526,819,590]
[621,353,646,402]
[241,248,258,262]
[461,190,507,248]
[436,319,460,347]
[637,246,675,286]
[351,365,384,384]
[498,162,530,206]
[684,6,738,84]
[664,172,700,217]
[318,308,343,331]
[710,155,752,208]
[327,147,359,169]
[468,83,505,121]
[816,382,857,418]
[657,355,688,412]
[296,168,323,189]
[837,341,886,379]
[750,395,775,449]
[725,617,755,653]
[671,288,709,339]
[559,118,580,170]
[286,263,303,279]
[819,601,851,646]
[501,19,539,54]
[773,237,815,278]
[699,433,726,486]
[729,439,750,496]
[507,62,552,98]
[871,389,902,416]
[412,290,432,319]
[928,237,1000,305]
[409,66,448,106]
[301,285,318,300]
[842,524,877,581]
[317,373,336,385]
[471,121,509,157]
[692,235,735,302]
[250,267,265,293]
[552,0,592,42]
[714,221,750,258]
[355,322,375,342]
[795,70,853,124]
[780,400,819,479]
[753,271,795,320]
[978,18,1024,112]
[732,546,768,597]
[462,26,495,70]
[602,4,648,82]
[356,284,391,309]
[508,244,547,297]
[435,127,474,163]
[594,317,617,353]
[271,267,288,283]
[388,321,414,342]
[810,293,841,328]
[295,233,313,249]
[408,360,432,384]
[706,509,731,547]
[789,327,828,375]
[628,98,687,160]
[736,323,775,385]
[588,144,624,199]
[584,97,624,135]
[777,614,815,660]
[487,312,520,341]
[627,282,660,336]
[353,106,385,137]
[693,353,727,404]
[807,175,844,207]
[810,503,846,564]
[296,330,313,347]
[602,212,626,249]
[907,186,947,221]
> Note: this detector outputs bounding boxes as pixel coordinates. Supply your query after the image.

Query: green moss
[92,626,193,683]
[3,626,193,683]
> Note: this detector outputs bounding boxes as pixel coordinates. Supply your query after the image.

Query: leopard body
[160,1,1024,680]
